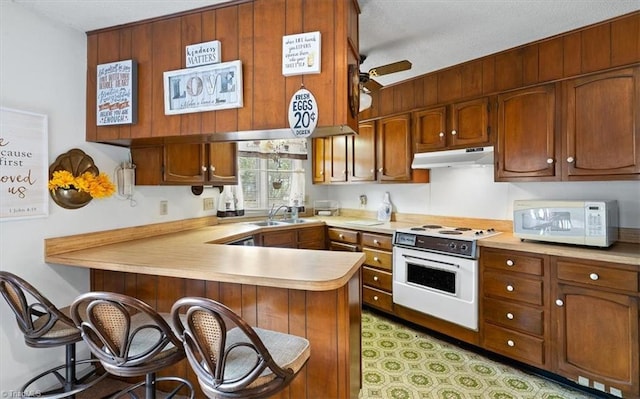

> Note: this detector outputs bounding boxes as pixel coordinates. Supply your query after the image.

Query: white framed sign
[288,88,318,138]
[186,40,221,68]
[97,59,137,126]
[164,60,243,115]
[282,31,321,76]
[0,107,48,220]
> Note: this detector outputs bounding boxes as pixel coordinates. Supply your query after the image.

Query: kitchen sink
[250,220,287,227]
[279,219,308,224]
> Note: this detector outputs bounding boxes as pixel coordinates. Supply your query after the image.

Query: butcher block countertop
[45,218,364,291]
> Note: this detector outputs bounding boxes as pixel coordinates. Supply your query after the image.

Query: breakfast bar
[44,220,364,399]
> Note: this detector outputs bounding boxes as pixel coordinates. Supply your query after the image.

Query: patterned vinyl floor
[360,310,602,399]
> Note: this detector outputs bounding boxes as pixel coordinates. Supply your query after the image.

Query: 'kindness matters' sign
[0,107,48,220]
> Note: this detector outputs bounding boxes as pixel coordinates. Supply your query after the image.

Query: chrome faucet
[268,204,289,221]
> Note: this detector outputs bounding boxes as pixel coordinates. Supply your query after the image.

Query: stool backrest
[71,292,182,371]
[0,271,77,346]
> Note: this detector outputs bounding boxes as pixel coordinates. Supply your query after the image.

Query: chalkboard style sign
[96,59,138,126]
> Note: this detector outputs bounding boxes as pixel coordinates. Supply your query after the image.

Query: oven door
[393,246,478,330]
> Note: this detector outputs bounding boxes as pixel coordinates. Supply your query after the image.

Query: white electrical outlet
[160,200,168,215]
[203,197,215,211]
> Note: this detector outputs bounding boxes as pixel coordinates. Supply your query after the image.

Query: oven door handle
[402,254,460,269]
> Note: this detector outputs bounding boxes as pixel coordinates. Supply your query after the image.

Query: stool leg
[145,373,156,399]
[65,343,77,399]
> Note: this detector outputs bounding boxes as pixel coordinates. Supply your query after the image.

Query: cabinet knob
[373,239,379,245]
[555,299,564,307]
[339,234,344,239]
[439,132,445,138]
[507,340,515,347]
[506,285,514,292]
[378,167,384,173]
[342,170,346,175]
[373,256,380,262]
[370,169,375,173]
[546,158,554,164]
[373,276,379,281]
[567,156,575,163]
[201,166,207,172]
[506,259,514,267]
[373,295,379,301]
[451,130,457,136]
[506,312,514,320]
[320,170,324,175]
[209,165,215,172]
[589,273,599,281]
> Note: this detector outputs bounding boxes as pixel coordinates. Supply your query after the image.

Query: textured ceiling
[11,0,640,88]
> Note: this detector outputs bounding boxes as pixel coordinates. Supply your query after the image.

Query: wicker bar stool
[70,292,194,399]
[0,271,105,398]
[171,297,310,399]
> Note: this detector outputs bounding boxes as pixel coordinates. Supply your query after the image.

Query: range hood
[411,146,494,169]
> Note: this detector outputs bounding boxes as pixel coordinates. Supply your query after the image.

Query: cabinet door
[348,121,376,182]
[207,142,237,185]
[330,135,348,182]
[564,67,640,179]
[450,97,490,148]
[312,137,329,184]
[377,114,412,181]
[163,143,206,183]
[413,107,447,152]
[496,84,559,181]
[554,284,639,396]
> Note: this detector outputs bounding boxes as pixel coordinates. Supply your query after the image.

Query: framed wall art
[0,107,49,220]
[164,60,243,115]
[96,59,138,126]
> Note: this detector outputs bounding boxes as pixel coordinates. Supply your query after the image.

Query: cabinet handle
[439,132,445,139]
[546,158,554,164]
[506,259,514,267]
[201,165,207,172]
[378,167,384,173]
[506,285,514,292]
[373,295,379,301]
[209,165,215,172]
[373,256,380,262]
[373,239,379,245]
[555,299,564,307]
[589,273,599,281]
[507,340,515,347]
[451,130,457,136]
[339,234,344,239]
[320,170,324,175]
[567,156,575,163]
[506,312,514,320]
[373,276,379,281]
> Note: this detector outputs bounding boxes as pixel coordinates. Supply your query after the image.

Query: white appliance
[411,146,494,169]
[392,225,501,331]
[513,200,618,247]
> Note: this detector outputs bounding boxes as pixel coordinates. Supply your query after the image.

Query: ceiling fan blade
[368,60,412,77]
[364,79,382,92]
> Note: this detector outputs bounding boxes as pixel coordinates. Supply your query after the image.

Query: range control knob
[448,242,457,250]
[460,244,468,251]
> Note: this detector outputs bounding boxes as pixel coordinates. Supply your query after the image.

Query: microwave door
[520,207,585,236]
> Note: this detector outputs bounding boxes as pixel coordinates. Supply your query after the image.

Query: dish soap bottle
[377,192,392,222]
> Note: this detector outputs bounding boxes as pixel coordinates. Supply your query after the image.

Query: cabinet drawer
[363,248,392,271]
[361,233,393,250]
[483,270,543,306]
[363,266,392,292]
[483,297,543,336]
[556,260,638,292]
[261,230,296,247]
[329,241,359,252]
[328,228,359,244]
[363,286,393,312]
[483,323,545,367]
[482,249,543,276]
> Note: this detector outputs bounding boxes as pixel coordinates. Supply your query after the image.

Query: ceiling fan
[357,55,412,112]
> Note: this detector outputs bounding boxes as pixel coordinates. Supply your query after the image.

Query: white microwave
[513,200,618,247]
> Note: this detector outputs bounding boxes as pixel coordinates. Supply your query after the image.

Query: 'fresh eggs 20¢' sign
[288,88,317,138]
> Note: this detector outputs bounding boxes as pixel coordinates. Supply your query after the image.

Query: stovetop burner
[422,225,442,229]
[396,225,501,241]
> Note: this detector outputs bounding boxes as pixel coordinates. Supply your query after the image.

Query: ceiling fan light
[359,91,372,112]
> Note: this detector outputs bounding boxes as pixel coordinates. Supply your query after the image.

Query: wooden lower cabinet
[257,225,326,249]
[480,248,549,369]
[553,257,639,398]
[361,232,393,312]
[481,248,640,398]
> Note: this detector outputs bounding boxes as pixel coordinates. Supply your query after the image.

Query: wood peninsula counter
[45,218,364,399]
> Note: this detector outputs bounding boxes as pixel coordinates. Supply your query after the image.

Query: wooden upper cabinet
[163,142,237,185]
[496,84,559,181]
[86,0,359,144]
[330,135,348,183]
[413,107,447,152]
[348,121,376,182]
[312,137,329,184]
[563,67,640,180]
[377,114,412,181]
[208,142,238,184]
